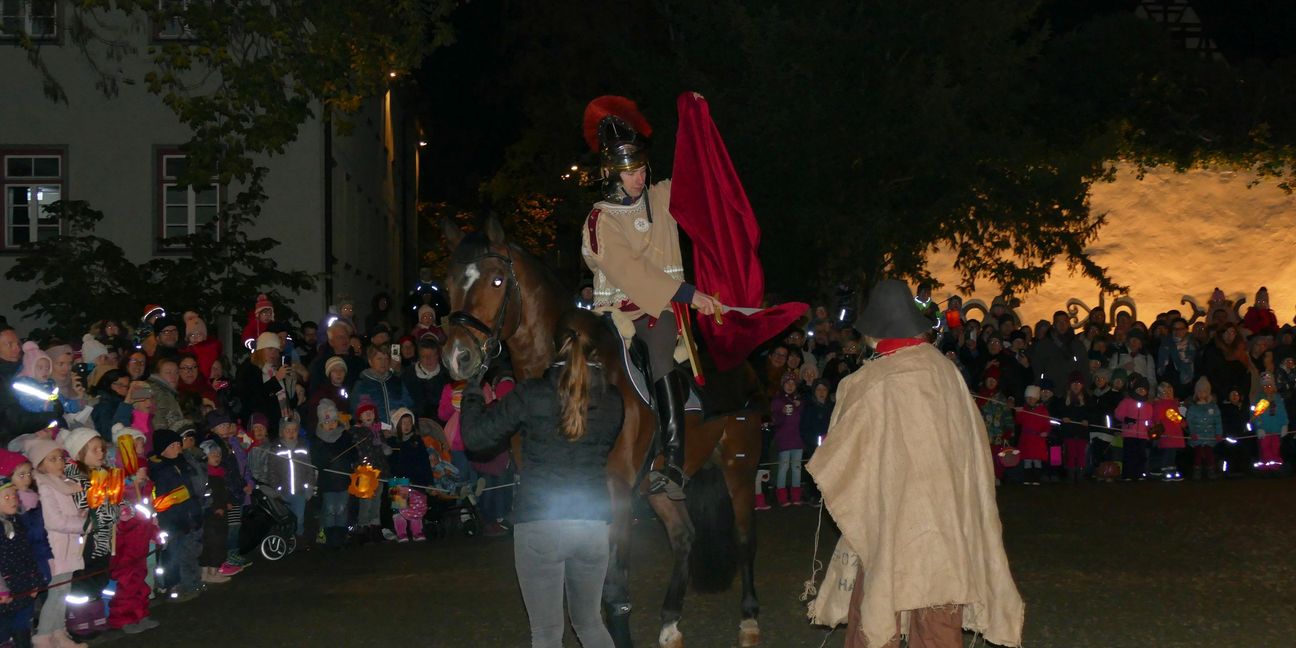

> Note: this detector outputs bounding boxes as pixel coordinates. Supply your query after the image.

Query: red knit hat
[0,450,29,479]
[355,399,377,421]
[254,293,274,314]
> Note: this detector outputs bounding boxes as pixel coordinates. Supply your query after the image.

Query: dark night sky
[415,0,1296,206]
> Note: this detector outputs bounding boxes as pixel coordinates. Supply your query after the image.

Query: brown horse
[440,216,765,647]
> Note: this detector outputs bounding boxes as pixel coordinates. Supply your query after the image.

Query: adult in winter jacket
[461,324,623,648]
[1156,318,1198,398]
[1108,331,1156,389]
[1199,324,1252,404]
[401,339,450,421]
[351,345,413,424]
[308,322,366,392]
[147,357,190,433]
[90,370,134,441]
[235,332,297,430]
[1031,312,1089,395]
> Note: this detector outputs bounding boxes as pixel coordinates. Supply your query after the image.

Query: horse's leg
[721,417,763,647]
[646,493,694,648]
[603,479,635,648]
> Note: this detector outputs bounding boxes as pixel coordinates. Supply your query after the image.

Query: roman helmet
[583,95,653,203]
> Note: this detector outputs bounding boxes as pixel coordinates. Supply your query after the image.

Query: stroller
[425,479,484,539]
[239,485,298,560]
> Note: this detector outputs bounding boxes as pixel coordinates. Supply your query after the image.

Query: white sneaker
[381,528,398,541]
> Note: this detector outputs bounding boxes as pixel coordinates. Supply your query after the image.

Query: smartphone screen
[390,344,401,364]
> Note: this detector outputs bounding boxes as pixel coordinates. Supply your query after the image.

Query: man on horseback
[581,96,723,499]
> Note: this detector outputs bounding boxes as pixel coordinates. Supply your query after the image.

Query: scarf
[414,362,441,380]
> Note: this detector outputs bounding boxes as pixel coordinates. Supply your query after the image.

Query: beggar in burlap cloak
[807,280,1024,648]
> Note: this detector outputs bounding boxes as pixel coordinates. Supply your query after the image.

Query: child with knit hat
[148,429,203,603]
[349,399,390,541]
[1185,377,1224,479]
[1115,374,1153,481]
[198,440,231,583]
[1015,385,1052,486]
[310,400,354,548]
[59,428,116,638]
[0,476,43,648]
[29,437,87,648]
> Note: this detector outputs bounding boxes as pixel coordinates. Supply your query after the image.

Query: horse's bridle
[447,248,521,377]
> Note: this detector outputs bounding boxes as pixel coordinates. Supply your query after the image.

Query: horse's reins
[448,247,522,377]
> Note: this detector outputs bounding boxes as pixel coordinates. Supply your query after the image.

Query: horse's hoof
[658,621,683,648]
[738,618,761,647]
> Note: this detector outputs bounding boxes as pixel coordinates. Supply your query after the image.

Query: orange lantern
[87,468,125,509]
[1165,409,1184,423]
[1254,399,1271,417]
[348,464,382,499]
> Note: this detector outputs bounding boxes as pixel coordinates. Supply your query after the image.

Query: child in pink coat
[1114,374,1153,480]
[388,478,428,542]
[1014,385,1052,485]
[28,438,87,648]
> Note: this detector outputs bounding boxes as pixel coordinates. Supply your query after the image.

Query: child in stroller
[417,418,482,537]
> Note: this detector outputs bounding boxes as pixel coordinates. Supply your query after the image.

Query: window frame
[0,0,61,42]
[154,147,223,251]
[1,147,66,251]
[150,0,196,42]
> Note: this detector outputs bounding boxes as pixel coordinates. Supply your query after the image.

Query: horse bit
[448,247,521,377]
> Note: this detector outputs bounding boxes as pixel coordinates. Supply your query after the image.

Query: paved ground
[101,478,1296,647]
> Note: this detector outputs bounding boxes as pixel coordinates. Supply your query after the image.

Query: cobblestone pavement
[111,478,1296,647]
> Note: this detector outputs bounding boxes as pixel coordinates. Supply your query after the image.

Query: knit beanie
[21,438,61,468]
[355,398,377,421]
[1129,373,1150,393]
[199,439,222,458]
[1024,385,1041,400]
[249,413,269,431]
[0,450,29,479]
[18,341,49,380]
[254,293,274,315]
[255,331,281,352]
[152,429,182,455]
[1194,376,1212,398]
[1068,371,1085,386]
[317,399,340,426]
[1039,378,1056,392]
[185,313,208,341]
[80,334,109,367]
[205,409,233,430]
[60,427,100,462]
[324,355,347,378]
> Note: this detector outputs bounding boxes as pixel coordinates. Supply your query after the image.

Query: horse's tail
[686,459,737,592]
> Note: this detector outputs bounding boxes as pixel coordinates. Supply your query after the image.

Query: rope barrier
[2,545,165,601]
[969,393,1282,443]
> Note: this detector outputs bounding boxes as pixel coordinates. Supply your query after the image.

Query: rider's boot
[648,369,689,501]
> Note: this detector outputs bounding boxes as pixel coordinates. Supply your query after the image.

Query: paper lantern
[87,468,125,509]
[117,435,139,475]
[348,464,382,499]
[1254,399,1271,417]
[1164,409,1184,423]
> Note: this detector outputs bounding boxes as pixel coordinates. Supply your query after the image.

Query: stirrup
[647,465,687,500]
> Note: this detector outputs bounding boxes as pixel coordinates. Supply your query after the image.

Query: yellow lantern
[1165,409,1184,423]
[1254,399,1271,417]
[348,464,382,499]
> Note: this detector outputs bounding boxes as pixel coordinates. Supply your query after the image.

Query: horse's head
[441,215,521,380]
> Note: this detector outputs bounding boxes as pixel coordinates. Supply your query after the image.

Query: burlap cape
[807,343,1025,647]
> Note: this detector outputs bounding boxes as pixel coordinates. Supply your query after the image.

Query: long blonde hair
[557,329,598,442]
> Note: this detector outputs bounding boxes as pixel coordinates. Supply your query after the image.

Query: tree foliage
[473,0,1296,301]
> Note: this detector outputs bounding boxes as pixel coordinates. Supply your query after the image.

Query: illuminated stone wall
[927,165,1296,326]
